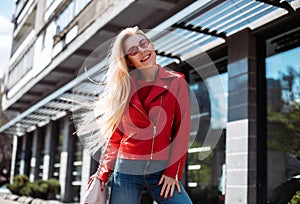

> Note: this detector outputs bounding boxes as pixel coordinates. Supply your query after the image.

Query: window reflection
[71,124,83,202]
[187,71,227,204]
[52,121,63,179]
[37,127,46,179]
[55,0,92,34]
[266,35,300,203]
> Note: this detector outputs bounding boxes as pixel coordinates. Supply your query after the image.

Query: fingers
[158,174,180,200]
[176,182,181,194]
[158,175,164,186]
[163,184,171,200]
[169,184,175,199]
[100,180,105,191]
[159,177,166,198]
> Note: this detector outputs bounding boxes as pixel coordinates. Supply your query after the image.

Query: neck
[138,65,158,81]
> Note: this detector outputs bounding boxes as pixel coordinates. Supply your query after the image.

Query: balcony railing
[15,0,30,22]
[8,44,34,89]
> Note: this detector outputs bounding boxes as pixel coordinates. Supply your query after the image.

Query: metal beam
[26,91,43,97]
[73,49,93,57]
[156,50,182,63]
[256,0,295,13]
[172,22,226,39]
[26,114,50,121]
[0,59,107,133]
[271,28,300,53]
[35,108,60,116]
[52,69,75,78]
[146,0,215,40]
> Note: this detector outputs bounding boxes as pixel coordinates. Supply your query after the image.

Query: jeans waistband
[115,158,167,175]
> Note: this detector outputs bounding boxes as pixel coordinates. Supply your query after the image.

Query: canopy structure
[1,0,299,136]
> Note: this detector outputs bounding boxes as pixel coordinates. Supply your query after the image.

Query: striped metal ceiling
[1,0,299,136]
[155,0,295,65]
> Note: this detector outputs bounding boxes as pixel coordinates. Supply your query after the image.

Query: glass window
[37,127,46,179]
[56,1,75,33]
[187,63,227,203]
[52,120,63,179]
[56,0,91,34]
[46,0,55,8]
[25,133,33,176]
[70,127,83,202]
[266,28,300,203]
[15,137,23,176]
[74,0,91,14]
[15,0,28,18]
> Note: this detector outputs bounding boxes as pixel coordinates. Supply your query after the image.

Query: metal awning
[154,0,299,65]
[1,0,300,136]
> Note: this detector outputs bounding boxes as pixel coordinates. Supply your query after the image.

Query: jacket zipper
[130,96,163,160]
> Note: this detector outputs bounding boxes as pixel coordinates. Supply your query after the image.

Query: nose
[138,45,146,52]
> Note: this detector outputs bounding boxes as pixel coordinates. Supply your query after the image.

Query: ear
[125,57,135,71]
[126,58,133,67]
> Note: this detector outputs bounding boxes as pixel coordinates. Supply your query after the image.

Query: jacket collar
[129,65,176,114]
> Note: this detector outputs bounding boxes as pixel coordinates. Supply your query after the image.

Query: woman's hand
[158,174,181,200]
[99,179,105,191]
[87,174,106,192]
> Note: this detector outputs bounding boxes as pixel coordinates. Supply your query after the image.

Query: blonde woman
[94,26,192,204]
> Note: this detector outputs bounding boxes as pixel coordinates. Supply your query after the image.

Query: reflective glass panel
[187,68,227,204]
[266,29,300,203]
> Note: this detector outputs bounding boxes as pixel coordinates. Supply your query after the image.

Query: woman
[95,26,192,204]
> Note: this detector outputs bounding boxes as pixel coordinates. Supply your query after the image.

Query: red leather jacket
[98,66,191,183]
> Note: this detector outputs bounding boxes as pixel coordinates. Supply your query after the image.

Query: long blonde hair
[74,26,149,157]
[94,26,147,146]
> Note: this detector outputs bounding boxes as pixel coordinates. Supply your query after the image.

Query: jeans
[110,169,192,204]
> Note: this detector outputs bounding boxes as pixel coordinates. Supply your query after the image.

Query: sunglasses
[126,38,150,56]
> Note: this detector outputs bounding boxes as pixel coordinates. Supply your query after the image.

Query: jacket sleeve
[97,126,123,183]
[163,76,190,180]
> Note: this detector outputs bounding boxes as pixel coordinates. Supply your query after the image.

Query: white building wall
[10,135,19,184]
[33,21,55,77]
[80,149,92,203]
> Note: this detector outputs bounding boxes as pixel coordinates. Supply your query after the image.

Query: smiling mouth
[140,54,151,62]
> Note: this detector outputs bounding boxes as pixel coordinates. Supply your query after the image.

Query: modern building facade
[1,0,300,203]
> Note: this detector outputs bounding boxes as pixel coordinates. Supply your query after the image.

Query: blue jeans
[110,170,192,204]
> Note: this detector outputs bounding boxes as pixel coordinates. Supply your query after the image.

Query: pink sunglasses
[126,39,150,56]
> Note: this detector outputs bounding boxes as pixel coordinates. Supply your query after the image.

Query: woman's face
[124,34,156,69]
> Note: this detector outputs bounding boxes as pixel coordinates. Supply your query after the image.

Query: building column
[80,149,92,203]
[29,128,41,182]
[10,135,19,183]
[20,134,31,176]
[59,114,74,202]
[226,28,257,204]
[42,121,55,180]
[19,135,26,175]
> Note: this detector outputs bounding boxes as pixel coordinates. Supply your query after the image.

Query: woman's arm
[98,126,123,183]
[163,76,191,180]
[159,75,190,199]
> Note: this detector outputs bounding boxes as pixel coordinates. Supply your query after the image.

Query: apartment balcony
[3,0,195,112]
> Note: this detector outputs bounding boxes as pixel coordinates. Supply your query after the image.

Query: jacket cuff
[97,170,111,183]
[163,160,183,180]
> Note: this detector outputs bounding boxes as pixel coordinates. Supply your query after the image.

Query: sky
[0,0,14,80]
[266,46,300,102]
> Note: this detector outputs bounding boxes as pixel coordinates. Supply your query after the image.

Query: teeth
[141,54,150,62]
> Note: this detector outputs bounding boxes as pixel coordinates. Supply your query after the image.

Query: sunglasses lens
[128,47,138,56]
[127,39,149,56]
[139,39,149,49]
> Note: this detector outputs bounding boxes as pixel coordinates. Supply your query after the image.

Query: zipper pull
[153,125,156,135]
